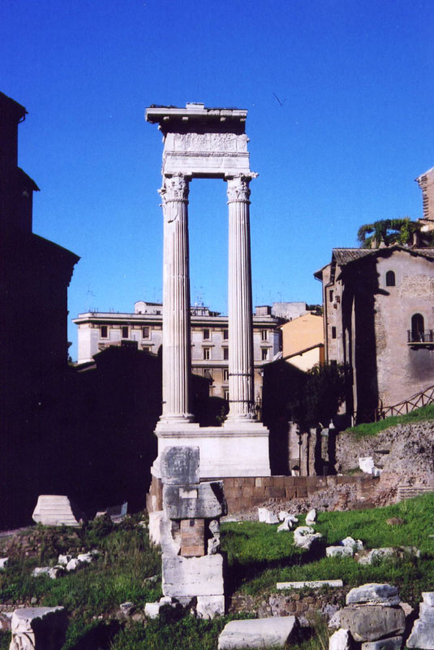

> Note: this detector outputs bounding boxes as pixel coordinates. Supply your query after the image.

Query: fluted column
[226,174,256,422]
[159,173,194,423]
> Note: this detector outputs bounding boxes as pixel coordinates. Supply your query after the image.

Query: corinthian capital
[159,173,190,203]
[226,174,256,203]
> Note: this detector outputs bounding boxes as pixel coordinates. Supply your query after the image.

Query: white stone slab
[258,508,279,524]
[218,617,298,649]
[154,423,271,478]
[277,579,343,590]
[196,595,225,619]
[162,554,224,598]
[329,628,351,650]
[32,495,83,527]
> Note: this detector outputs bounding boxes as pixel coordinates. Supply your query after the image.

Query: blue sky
[2,0,434,360]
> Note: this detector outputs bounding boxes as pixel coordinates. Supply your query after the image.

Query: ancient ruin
[145,103,270,480]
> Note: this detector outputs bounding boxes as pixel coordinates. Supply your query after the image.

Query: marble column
[159,173,194,423]
[226,174,256,422]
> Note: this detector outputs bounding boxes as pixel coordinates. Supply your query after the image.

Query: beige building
[74,302,282,406]
[280,313,324,372]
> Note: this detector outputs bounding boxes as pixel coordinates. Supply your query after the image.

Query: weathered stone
[160,446,200,486]
[329,628,351,650]
[346,584,400,606]
[119,602,135,616]
[306,508,317,524]
[326,546,354,558]
[361,636,403,650]
[48,566,65,580]
[10,607,67,650]
[162,554,224,598]
[423,593,434,607]
[0,558,8,570]
[148,511,165,545]
[342,537,364,551]
[196,595,225,619]
[144,602,162,619]
[66,558,82,572]
[419,602,434,622]
[164,481,226,519]
[359,457,375,474]
[160,516,181,555]
[77,551,98,564]
[57,555,72,566]
[277,579,343,590]
[340,605,405,642]
[218,616,298,649]
[32,495,84,527]
[293,526,323,550]
[32,567,51,578]
[258,508,279,524]
[407,618,434,648]
[358,549,395,566]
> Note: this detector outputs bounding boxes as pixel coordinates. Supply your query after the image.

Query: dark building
[0,92,79,527]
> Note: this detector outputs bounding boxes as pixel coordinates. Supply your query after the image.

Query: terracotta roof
[333,246,434,266]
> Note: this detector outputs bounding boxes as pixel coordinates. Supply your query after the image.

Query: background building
[74,301,284,408]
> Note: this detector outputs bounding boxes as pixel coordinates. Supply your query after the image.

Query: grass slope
[346,403,434,439]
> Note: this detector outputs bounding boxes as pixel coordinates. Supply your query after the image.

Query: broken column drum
[146,103,270,479]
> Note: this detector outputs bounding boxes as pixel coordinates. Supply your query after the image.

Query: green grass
[221,492,434,603]
[2,495,434,648]
[346,403,434,439]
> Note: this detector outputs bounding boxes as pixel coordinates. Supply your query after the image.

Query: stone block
[162,554,224,598]
[196,595,225,619]
[160,446,200,486]
[148,511,165,546]
[361,636,403,650]
[340,605,405,642]
[419,602,434,621]
[277,580,343,590]
[329,628,351,650]
[407,618,434,648]
[423,593,434,607]
[180,519,205,557]
[160,517,181,556]
[10,607,68,650]
[218,616,298,649]
[163,481,226,519]
[258,508,279,524]
[346,584,400,606]
[293,526,323,550]
[32,496,84,527]
[326,546,355,558]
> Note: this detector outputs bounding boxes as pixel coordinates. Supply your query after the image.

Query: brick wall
[147,474,376,515]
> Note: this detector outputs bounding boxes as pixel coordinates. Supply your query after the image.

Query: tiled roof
[332,246,434,266]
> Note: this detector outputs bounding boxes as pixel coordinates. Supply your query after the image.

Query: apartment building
[74,301,283,405]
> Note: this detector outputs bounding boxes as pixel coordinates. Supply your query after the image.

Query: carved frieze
[165,132,248,154]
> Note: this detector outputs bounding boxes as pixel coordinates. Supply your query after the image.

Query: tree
[293,363,350,430]
[357,218,420,249]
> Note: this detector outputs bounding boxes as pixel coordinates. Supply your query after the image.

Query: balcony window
[203,348,211,360]
[408,313,433,345]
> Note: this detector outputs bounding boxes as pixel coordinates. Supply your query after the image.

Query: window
[100,326,108,338]
[223,329,229,340]
[386,271,396,287]
[223,347,229,360]
[329,289,334,302]
[261,348,268,361]
[203,348,211,360]
[261,329,268,341]
[224,389,230,402]
[121,326,129,339]
[411,313,425,342]
[203,328,210,340]
[331,326,337,339]
[142,326,150,339]
[223,368,229,382]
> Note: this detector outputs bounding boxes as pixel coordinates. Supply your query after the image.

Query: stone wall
[148,474,376,515]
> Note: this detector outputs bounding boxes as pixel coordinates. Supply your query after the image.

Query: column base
[151,422,270,479]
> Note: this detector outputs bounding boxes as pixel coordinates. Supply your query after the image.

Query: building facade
[74,301,282,406]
